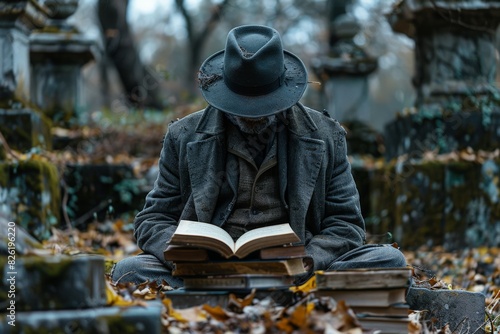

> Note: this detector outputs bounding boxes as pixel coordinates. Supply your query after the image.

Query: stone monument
[375,0,500,249]
[312,0,378,136]
[30,0,97,127]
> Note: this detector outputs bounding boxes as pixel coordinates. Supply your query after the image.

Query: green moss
[104,259,116,276]
[444,162,481,226]
[0,109,53,152]
[1,256,71,311]
[0,143,5,160]
[22,256,73,278]
[0,163,7,186]
[366,164,397,237]
[406,164,444,246]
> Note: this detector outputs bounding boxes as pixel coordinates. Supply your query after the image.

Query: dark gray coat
[134,103,366,272]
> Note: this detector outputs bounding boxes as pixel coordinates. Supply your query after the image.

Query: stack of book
[313,268,413,333]
[164,220,307,290]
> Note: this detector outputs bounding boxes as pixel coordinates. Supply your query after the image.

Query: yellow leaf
[289,302,314,328]
[105,280,134,307]
[290,274,316,293]
[202,304,230,321]
[228,290,255,309]
[275,318,294,333]
[162,298,188,322]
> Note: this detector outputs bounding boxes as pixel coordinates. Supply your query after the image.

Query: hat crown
[198,24,307,118]
[223,25,285,92]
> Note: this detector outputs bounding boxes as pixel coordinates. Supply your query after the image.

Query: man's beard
[225,114,277,134]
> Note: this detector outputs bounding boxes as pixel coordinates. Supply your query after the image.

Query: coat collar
[195,103,318,137]
[195,105,226,135]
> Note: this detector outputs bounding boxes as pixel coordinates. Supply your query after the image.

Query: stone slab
[0,301,163,334]
[0,255,106,311]
[406,287,485,333]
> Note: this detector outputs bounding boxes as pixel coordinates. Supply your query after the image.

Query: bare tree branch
[175,0,232,93]
[97,0,166,110]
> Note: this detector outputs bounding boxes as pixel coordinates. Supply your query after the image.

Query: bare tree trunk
[97,0,165,110]
[175,0,231,95]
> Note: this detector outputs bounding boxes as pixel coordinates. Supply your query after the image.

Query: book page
[174,220,235,252]
[234,223,297,254]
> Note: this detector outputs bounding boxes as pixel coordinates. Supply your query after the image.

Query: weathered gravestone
[406,287,486,333]
[0,254,162,332]
[311,0,378,131]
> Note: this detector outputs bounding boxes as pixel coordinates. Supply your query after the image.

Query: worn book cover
[172,258,307,277]
[258,245,306,260]
[166,220,300,259]
[351,303,410,317]
[315,268,412,290]
[164,245,210,262]
[313,288,407,307]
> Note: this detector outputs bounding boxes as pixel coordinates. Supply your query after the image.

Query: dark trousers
[111,244,407,289]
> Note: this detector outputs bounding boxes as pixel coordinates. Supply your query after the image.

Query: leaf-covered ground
[40,219,500,334]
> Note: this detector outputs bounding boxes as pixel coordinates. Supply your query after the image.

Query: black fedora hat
[198,25,308,118]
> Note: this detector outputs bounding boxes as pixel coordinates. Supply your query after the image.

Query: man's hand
[303,256,314,272]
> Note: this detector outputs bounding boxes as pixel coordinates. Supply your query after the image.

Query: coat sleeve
[133,130,183,268]
[305,126,366,272]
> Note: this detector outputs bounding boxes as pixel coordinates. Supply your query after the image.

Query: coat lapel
[186,107,228,223]
[282,105,326,238]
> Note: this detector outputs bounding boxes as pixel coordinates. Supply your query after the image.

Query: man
[111,25,407,288]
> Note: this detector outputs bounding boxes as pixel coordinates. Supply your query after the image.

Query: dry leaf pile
[39,218,498,333]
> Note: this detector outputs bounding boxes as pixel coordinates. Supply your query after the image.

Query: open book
[166,220,300,259]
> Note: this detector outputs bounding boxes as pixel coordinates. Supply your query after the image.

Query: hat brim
[198,49,308,118]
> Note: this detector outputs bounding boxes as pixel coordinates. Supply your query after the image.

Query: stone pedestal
[390,0,500,104]
[30,0,97,127]
[373,0,500,249]
[312,7,378,135]
[0,1,45,103]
